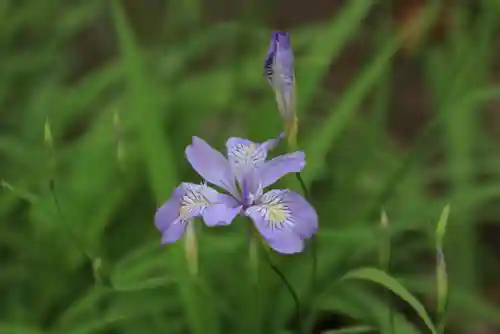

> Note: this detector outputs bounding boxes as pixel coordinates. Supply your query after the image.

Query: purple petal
[265,32,292,87]
[218,193,241,208]
[202,204,242,227]
[245,203,304,254]
[178,183,220,217]
[226,135,283,202]
[258,151,305,188]
[264,33,278,85]
[268,233,304,254]
[245,189,317,253]
[275,32,294,78]
[226,135,283,179]
[271,32,295,124]
[260,132,284,152]
[161,218,187,243]
[154,187,182,233]
[276,190,318,239]
[185,137,238,197]
[226,138,267,185]
[155,183,236,243]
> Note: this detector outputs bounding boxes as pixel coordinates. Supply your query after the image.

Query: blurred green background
[2,0,500,333]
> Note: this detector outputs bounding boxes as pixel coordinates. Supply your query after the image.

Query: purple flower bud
[264,32,297,145]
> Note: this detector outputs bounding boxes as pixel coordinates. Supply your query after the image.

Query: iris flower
[264,32,297,143]
[154,135,318,254]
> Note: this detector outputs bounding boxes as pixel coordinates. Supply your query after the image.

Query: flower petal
[257,151,305,188]
[245,203,304,254]
[226,135,283,183]
[267,233,304,254]
[273,32,294,87]
[155,183,235,243]
[264,32,279,86]
[245,189,317,253]
[154,187,183,233]
[161,218,187,244]
[202,204,242,227]
[265,32,293,89]
[178,183,216,216]
[226,138,268,177]
[185,137,238,196]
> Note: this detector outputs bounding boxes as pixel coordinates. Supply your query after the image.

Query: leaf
[342,268,437,334]
[0,325,44,334]
[295,1,374,113]
[302,4,441,186]
[436,204,450,248]
[110,2,220,334]
[323,326,375,334]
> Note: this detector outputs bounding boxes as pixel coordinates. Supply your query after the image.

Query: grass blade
[342,267,437,334]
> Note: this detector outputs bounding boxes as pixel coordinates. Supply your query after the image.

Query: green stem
[48,179,94,263]
[380,210,394,334]
[262,248,303,334]
[249,230,261,334]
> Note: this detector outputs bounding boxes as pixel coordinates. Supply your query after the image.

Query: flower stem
[48,180,94,262]
[262,247,303,334]
[248,229,261,334]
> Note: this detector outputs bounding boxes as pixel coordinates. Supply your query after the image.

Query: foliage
[1,1,500,333]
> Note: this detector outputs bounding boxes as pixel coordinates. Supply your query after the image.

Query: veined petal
[226,135,283,182]
[245,189,318,253]
[178,183,219,218]
[185,137,238,197]
[226,138,267,175]
[154,183,238,243]
[258,151,305,188]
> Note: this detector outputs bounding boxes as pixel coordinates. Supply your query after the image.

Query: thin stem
[49,179,94,262]
[49,179,115,331]
[263,250,303,334]
[248,229,261,334]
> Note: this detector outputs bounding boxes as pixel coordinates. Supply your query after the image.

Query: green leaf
[296,1,374,113]
[0,325,44,334]
[436,204,450,248]
[110,2,220,334]
[302,4,441,186]
[342,268,437,334]
[323,326,375,334]
[110,0,176,201]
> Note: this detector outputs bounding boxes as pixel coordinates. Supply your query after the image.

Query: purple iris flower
[264,32,295,127]
[154,135,318,254]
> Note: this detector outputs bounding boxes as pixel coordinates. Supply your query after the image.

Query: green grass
[2,1,500,333]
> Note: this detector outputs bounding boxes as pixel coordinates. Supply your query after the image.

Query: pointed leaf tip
[436,204,450,245]
[342,267,438,334]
